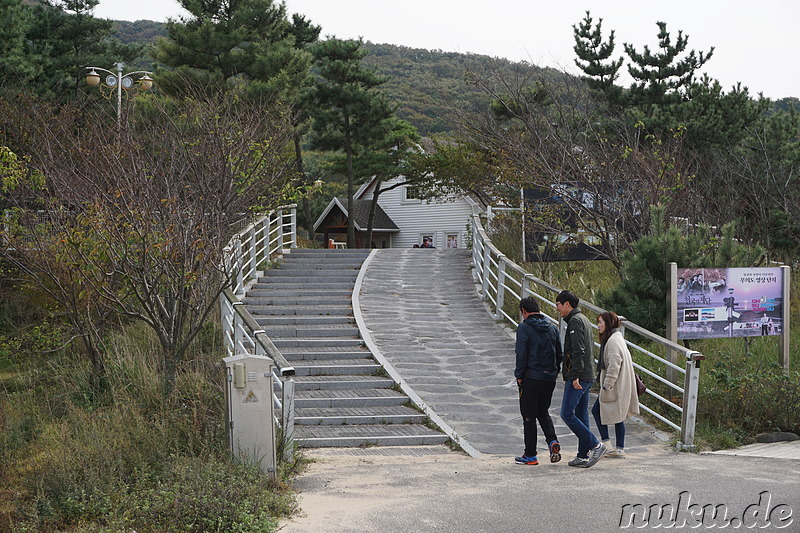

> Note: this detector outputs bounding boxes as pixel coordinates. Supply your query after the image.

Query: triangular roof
[313,197,400,233]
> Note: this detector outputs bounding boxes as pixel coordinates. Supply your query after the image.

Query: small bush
[701,362,800,437]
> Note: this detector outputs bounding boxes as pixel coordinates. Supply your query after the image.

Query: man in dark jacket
[514,297,563,465]
[556,290,605,468]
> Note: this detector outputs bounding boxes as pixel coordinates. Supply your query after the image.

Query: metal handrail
[220,206,297,457]
[470,209,703,450]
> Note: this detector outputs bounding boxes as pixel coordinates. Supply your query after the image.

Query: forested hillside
[110,20,564,136]
[361,43,563,135]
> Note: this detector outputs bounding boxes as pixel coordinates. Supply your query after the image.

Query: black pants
[519,377,558,457]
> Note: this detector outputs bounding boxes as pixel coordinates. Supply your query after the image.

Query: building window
[420,234,435,248]
[447,234,459,248]
[403,185,422,202]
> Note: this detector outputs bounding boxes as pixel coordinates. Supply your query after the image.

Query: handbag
[635,373,646,396]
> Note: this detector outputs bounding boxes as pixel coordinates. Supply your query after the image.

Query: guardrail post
[677,351,703,451]
[481,239,492,299]
[249,225,257,278]
[276,208,284,252]
[234,239,244,296]
[471,216,481,282]
[259,216,268,266]
[289,208,297,250]
[281,377,295,462]
[495,255,507,320]
[521,274,532,299]
[233,308,244,353]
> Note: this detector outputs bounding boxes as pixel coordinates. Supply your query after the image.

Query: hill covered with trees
[110,20,563,136]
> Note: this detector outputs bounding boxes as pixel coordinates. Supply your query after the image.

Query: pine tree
[308,38,395,247]
[20,0,140,101]
[572,11,624,105]
[598,205,764,335]
[155,0,307,98]
[0,0,35,83]
[624,21,714,117]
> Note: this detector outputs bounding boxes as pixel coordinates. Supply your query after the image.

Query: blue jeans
[592,398,626,449]
[560,380,599,459]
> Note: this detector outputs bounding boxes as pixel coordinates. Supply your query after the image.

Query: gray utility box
[223,353,276,478]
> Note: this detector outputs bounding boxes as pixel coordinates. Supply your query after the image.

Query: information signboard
[676,267,784,340]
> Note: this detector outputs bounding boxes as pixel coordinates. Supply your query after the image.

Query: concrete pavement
[279,444,800,532]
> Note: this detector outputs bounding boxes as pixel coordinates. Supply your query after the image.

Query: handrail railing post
[521,274,532,299]
[471,216,481,283]
[289,208,297,250]
[276,208,284,252]
[259,215,268,266]
[235,239,244,296]
[233,305,244,352]
[281,377,295,461]
[495,255,507,320]
[678,351,703,451]
[249,225,257,278]
[481,238,492,299]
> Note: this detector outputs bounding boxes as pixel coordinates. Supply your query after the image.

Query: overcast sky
[93,0,799,99]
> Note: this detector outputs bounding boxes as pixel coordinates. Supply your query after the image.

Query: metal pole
[495,255,507,320]
[780,265,791,371]
[115,62,123,130]
[289,207,297,249]
[281,378,295,462]
[481,239,491,299]
[678,352,702,451]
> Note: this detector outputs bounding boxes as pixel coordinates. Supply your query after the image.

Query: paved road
[356,248,661,458]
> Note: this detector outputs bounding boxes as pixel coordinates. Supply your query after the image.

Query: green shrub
[123,457,295,533]
[701,361,800,436]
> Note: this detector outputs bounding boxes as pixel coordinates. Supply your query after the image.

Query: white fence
[470,210,704,450]
[220,206,297,459]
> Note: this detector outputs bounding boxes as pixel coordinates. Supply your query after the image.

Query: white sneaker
[585,442,606,467]
[605,448,626,459]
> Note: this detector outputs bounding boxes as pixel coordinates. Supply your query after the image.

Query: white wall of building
[359,177,474,249]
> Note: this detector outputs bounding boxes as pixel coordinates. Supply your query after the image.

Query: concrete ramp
[359,248,660,457]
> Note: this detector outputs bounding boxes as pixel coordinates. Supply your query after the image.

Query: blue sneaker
[514,455,539,465]
[548,440,562,463]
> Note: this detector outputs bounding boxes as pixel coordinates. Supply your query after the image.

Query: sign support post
[780,265,791,371]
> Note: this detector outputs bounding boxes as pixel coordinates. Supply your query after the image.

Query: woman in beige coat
[591,311,639,458]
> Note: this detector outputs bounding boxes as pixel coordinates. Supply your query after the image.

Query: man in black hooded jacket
[514,297,563,465]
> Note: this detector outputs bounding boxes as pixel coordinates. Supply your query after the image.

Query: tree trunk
[294,135,314,238]
[163,350,178,397]
[82,335,108,397]
[365,179,382,248]
[344,117,356,248]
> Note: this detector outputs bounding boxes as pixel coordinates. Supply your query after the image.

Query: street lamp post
[85,62,153,128]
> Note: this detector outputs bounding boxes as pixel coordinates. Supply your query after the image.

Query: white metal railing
[220,206,297,459]
[470,209,704,450]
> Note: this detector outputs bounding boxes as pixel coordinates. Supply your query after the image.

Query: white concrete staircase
[243,248,448,448]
